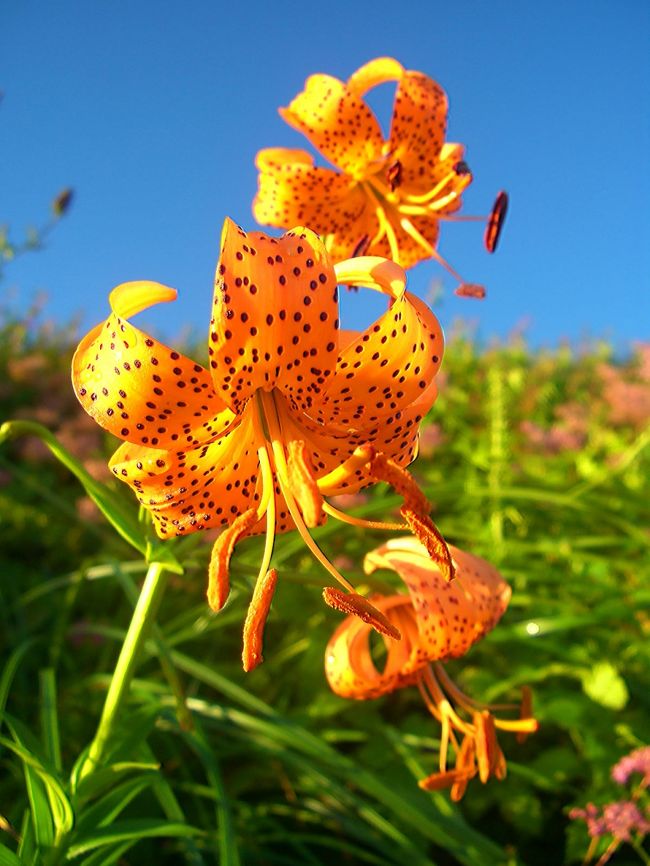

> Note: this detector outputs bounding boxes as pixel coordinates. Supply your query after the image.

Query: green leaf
[0,731,74,845]
[65,819,203,857]
[0,639,38,728]
[164,655,507,866]
[78,841,135,866]
[38,670,61,774]
[71,761,159,803]
[180,726,240,866]
[0,421,182,573]
[78,841,136,866]
[581,662,629,710]
[0,843,23,866]
[74,775,158,836]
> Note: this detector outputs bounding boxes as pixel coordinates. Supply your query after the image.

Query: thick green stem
[79,561,169,780]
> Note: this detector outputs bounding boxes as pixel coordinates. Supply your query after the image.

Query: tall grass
[1,311,648,865]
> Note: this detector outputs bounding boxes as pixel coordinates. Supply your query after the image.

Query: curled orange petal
[210,220,340,415]
[346,57,405,96]
[73,282,235,449]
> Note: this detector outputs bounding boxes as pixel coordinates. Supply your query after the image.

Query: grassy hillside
[1,308,648,865]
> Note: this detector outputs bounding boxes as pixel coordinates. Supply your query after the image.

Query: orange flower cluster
[326,538,537,798]
[72,56,533,797]
[73,224,449,669]
[255,57,507,295]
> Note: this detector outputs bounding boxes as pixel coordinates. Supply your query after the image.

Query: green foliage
[1,315,649,864]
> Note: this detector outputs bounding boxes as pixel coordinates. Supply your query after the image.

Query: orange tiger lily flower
[254,57,507,294]
[73,220,451,669]
[325,537,538,798]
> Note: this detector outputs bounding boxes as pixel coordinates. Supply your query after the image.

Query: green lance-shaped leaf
[0,733,74,846]
[0,421,182,573]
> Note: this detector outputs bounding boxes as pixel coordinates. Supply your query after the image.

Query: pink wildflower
[611,746,650,788]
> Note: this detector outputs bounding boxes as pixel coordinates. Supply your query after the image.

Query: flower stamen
[322,501,406,532]
[208,507,258,612]
[286,439,323,527]
[399,217,467,284]
[258,390,356,593]
[242,568,278,672]
[323,587,401,640]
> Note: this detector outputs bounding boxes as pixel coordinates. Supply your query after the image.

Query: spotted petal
[364,539,512,661]
[279,74,384,179]
[325,595,422,699]
[72,281,236,449]
[108,404,262,539]
[388,71,449,192]
[209,220,340,415]
[254,148,377,260]
[311,289,444,428]
[326,541,511,699]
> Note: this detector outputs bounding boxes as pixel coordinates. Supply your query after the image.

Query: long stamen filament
[422,666,473,736]
[259,391,355,593]
[256,443,277,580]
[364,183,401,263]
[417,671,444,724]
[401,171,458,205]
[322,501,406,531]
[399,217,466,284]
[433,664,537,733]
[426,190,460,213]
[434,662,491,715]
[439,713,451,773]
[436,214,489,223]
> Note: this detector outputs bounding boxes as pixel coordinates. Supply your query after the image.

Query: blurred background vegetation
[1,291,648,863]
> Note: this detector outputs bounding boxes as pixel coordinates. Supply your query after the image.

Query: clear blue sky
[2,0,649,351]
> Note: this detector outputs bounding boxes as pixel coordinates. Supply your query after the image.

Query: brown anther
[287,439,323,527]
[450,735,478,801]
[484,190,508,253]
[454,283,486,300]
[323,587,401,641]
[453,160,471,176]
[386,160,403,192]
[242,568,278,672]
[207,507,258,612]
[351,233,371,259]
[516,685,535,743]
[419,768,473,793]
[474,710,500,783]
[402,507,455,582]
[494,743,507,781]
[367,452,431,514]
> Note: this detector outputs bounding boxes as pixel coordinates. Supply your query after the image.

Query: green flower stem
[79,560,169,781]
[631,837,650,866]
